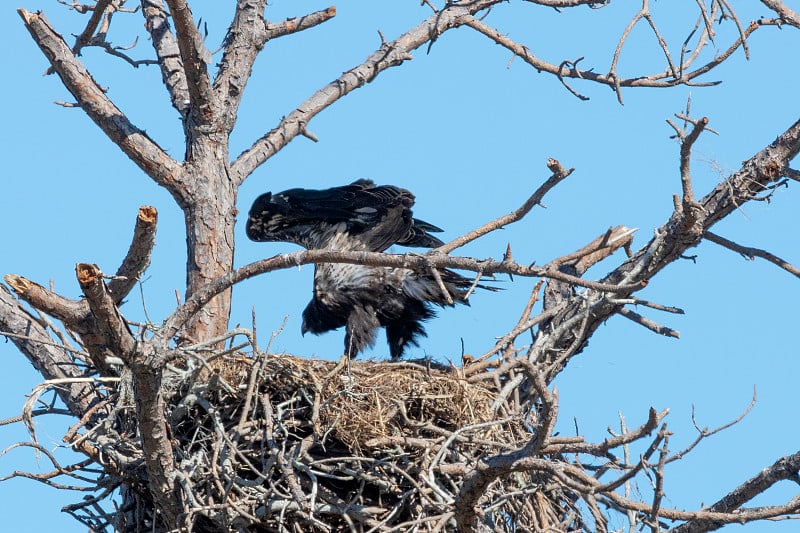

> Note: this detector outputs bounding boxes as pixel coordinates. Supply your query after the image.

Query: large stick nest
[108,351,585,532]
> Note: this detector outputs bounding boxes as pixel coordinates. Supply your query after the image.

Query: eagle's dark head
[245,189,324,247]
[246,179,497,360]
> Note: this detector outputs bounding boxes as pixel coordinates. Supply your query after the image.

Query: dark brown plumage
[246,179,494,359]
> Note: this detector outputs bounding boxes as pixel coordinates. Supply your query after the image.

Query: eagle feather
[246,179,494,359]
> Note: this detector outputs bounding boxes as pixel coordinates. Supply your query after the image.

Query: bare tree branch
[436,158,573,254]
[462,11,768,101]
[107,206,159,302]
[670,459,800,531]
[677,116,709,204]
[158,246,645,343]
[76,264,135,360]
[526,0,610,6]
[0,440,96,487]
[265,6,337,40]
[214,4,337,126]
[704,231,800,279]
[3,275,85,325]
[54,1,156,69]
[164,0,214,132]
[67,0,112,59]
[548,226,637,272]
[16,202,147,294]
[18,9,183,199]
[4,207,157,374]
[668,389,758,466]
[535,114,800,379]
[141,0,191,118]
[230,0,503,184]
[0,285,98,417]
[544,407,666,456]
[211,0,267,127]
[761,0,800,28]
[75,263,181,526]
[618,306,680,338]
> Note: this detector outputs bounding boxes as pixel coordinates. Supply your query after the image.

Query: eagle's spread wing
[246,180,495,360]
[246,179,444,251]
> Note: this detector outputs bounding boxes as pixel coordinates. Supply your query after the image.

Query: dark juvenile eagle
[246,179,492,360]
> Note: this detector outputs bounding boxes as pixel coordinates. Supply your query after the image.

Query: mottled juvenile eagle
[246,179,492,360]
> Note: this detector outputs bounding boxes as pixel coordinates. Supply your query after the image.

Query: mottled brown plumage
[246,179,493,359]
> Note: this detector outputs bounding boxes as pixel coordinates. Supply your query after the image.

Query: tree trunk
[181,144,237,343]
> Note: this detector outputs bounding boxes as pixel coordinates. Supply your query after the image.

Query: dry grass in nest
[206,353,522,452]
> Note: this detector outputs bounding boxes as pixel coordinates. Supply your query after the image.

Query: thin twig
[435,158,574,254]
[705,231,800,278]
[618,307,680,338]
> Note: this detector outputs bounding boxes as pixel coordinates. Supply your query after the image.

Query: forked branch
[230,0,503,184]
[520,113,800,385]
[4,207,158,373]
[761,0,800,28]
[18,9,183,197]
[160,246,645,343]
[75,263,179,525]
[671,449,800,532]
[214,5,337,125]
[462,5,768,103]
[0,285,98,417]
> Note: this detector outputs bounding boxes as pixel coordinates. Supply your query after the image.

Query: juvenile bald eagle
[246,179,492,360]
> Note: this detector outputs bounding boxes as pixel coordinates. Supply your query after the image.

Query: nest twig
[140,351,569,532]
[4,323,788,533]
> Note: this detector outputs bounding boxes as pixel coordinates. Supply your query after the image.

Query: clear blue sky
[2,1,799,531]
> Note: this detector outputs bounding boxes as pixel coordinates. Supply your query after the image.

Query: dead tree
[2,1,800,531]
